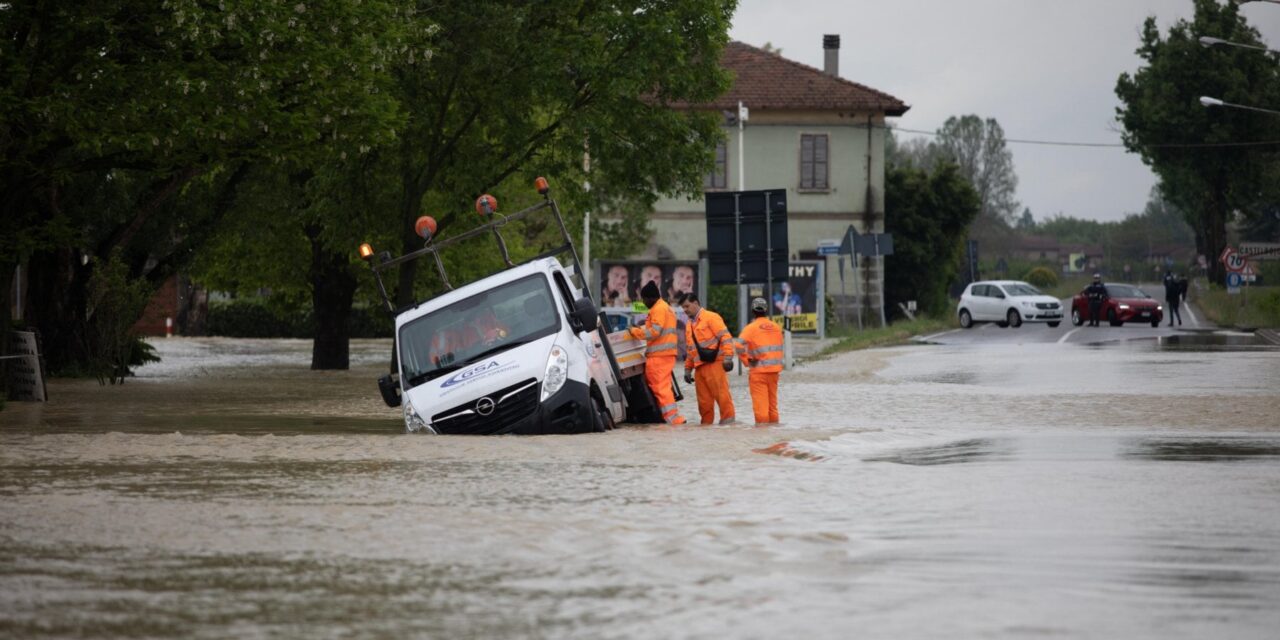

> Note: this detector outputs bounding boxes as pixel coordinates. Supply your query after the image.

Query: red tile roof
[675,41,909,116]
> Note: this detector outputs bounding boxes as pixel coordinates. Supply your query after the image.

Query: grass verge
[1195,284,1280,329]
[808,316,954,360]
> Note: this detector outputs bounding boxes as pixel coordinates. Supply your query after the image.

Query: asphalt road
[919,297,1207,346]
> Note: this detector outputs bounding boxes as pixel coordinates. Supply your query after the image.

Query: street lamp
[1200,95,1280,116]
[1198,35,1280,54]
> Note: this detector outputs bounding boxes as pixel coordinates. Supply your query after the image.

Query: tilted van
[359,178,667,434]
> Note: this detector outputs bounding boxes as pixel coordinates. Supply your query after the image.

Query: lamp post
[1198,36,1280,55]
[1199,96,1280,116]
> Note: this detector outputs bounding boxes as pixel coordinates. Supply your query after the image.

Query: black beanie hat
[640,281,660,300]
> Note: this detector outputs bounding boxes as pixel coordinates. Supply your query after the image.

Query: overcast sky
[728,0,1280,223]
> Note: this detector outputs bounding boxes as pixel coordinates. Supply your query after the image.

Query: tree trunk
[1,262,13,395]
[308,226,357,370]
[25,248,92,373]
[395,183,423,309]
[1205,181,1229,284]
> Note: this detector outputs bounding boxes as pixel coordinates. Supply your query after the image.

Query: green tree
[192,1,734,370]
[884,162,981,319]
[1115,0,1280,282]
[381,1,733,306]
[935,115,1020,226]
[1017,207,1035,231]
[1,1,407,373]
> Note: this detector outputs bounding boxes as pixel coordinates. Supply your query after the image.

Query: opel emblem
[475,397,495,416]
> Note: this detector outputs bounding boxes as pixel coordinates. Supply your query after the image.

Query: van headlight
[404,400,430,433]
[542,346,567,400]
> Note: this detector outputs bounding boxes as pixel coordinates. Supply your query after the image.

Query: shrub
[206,299,393,338]
[207,299,309,338]
[1022,266,1059,289]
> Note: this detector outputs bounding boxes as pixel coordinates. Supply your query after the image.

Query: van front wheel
[591,393,615,432]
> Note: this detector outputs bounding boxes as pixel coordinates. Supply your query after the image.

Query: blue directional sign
[1226,272,1243,288]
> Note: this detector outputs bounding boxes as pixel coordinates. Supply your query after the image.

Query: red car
[1071,283,1164,327]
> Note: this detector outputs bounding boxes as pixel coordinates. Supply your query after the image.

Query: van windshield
[399,274,560,387]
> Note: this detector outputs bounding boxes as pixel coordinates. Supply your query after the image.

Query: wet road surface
[2,335,1279,639]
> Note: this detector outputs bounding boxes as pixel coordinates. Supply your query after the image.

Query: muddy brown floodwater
[2,336,1279,639]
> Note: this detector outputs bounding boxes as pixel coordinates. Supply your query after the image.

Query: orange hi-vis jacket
[628,299,680,360]
[737,317,784,373]
[684,309,734,369]
[628,298,685,424]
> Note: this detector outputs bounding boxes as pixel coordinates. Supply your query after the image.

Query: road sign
[705,189,789,285]
[1219,245,1235,264]
[854,233,894,257]
[838,226,858,255]
[1240,242,1280,261]
[1226,272,1244,288]
[1225,252,1248,274]
[817,239,840,256]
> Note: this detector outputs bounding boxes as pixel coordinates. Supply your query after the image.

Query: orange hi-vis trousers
[748,371,779,424]
[645,354,686,425]
[693,363,734,425]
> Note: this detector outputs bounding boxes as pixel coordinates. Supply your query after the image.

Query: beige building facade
[630,37,908,322]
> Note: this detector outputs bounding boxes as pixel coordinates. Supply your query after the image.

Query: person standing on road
[1085,273,1108,327]
[628,281,686,425]
[679,292,736,425]
[1163,270,1183,326]
[736,297,783,425]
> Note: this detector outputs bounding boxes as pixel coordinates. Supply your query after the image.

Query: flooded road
[3,336,1280,638]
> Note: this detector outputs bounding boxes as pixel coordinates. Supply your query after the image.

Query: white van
[361,179,666,434]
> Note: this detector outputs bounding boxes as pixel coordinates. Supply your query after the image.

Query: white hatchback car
[957,280,1063,329]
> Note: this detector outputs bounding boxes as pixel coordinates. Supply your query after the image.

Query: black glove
[722,358,733,372]
[683,369,694,384]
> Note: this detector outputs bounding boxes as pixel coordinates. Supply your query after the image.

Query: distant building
[1010,235,1064,262]
[628,36,908,323]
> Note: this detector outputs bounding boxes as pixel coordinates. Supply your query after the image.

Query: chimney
[823,34,840,77]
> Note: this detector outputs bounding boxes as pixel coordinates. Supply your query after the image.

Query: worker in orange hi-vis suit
[678,292,736,425]
[628,281,686,425]
[736,297,783,424]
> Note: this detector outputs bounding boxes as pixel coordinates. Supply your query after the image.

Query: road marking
[1182,301,1198,326]
[1057,327,1083,344]
[918,329,959,342]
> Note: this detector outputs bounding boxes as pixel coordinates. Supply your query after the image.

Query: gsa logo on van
[441,360,502,388]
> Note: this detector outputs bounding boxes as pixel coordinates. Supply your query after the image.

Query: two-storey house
[641,36,908,323]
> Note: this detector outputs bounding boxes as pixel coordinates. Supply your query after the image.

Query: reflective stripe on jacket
[736,317,784,373]
[629,299,680,358]
[684,309,734,369]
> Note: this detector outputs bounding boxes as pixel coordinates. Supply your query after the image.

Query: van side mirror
[377,374,401,407]
[571,297,599,332]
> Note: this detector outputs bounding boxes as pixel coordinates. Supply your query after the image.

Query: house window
[704,141,728,190]
[800,133,829,190]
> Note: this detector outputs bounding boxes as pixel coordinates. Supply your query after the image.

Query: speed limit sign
[1225,252,1249,273]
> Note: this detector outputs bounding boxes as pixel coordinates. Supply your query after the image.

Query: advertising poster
[595,260,706,359]
[596,260,702,312]
[748,261,823,336]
